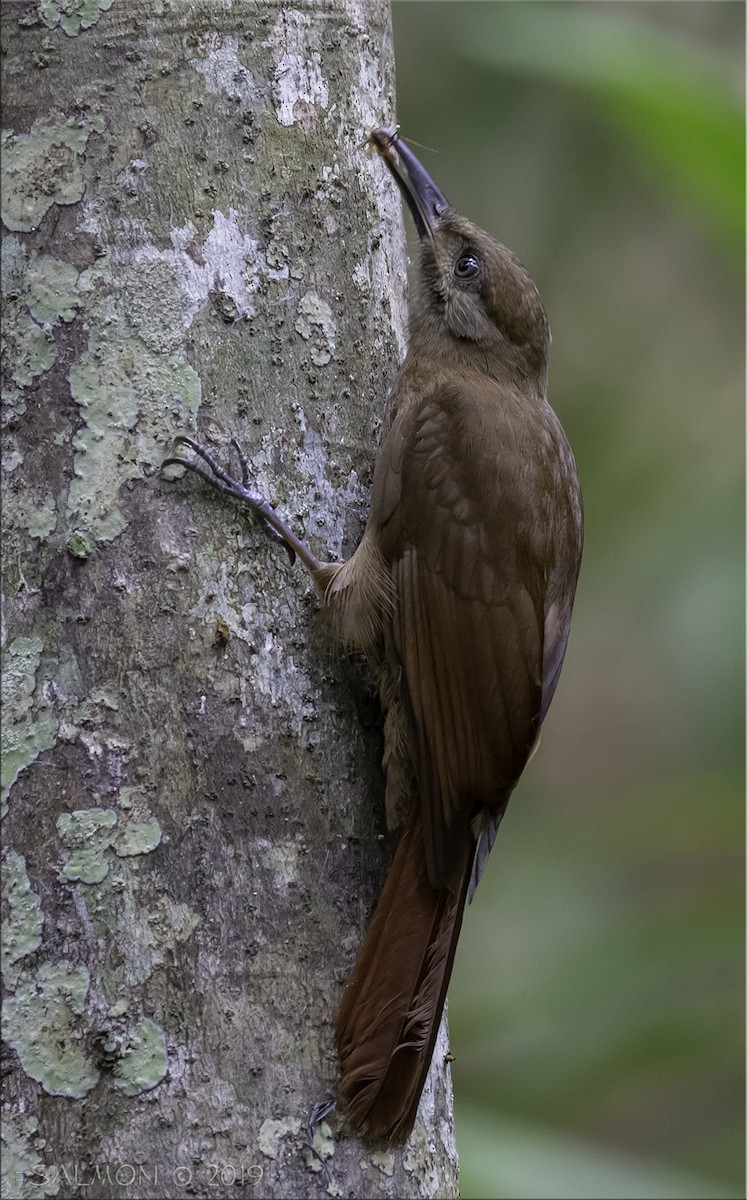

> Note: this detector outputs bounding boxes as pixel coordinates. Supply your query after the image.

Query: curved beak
[370,127,450,241]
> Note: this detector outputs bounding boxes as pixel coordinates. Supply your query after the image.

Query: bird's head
[371,127,550,384]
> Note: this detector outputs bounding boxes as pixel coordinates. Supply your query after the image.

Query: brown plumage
[323,131,582,1141]
[334,800,472,1142]
[164,127,583,1144]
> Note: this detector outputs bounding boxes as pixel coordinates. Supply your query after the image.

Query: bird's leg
[162,435,324,576]
[304,1095,336,1182]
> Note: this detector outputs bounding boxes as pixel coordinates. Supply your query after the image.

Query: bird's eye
[454,253,481,281]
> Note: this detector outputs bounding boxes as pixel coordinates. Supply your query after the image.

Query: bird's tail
[335,805,473,1143]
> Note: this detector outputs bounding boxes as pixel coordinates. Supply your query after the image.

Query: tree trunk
[1,2,460,1198]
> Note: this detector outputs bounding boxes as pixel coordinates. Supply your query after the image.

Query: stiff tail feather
[335,805,473,1142]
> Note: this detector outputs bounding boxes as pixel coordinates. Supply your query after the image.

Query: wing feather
[374,379,551,889]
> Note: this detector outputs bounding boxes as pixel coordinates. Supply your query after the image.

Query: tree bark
[1,2,460,1198]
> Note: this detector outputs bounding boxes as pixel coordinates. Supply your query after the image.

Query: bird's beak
[370,127,450,241]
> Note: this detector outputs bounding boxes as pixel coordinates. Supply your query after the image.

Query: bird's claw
[162,435,296,565]
[304,1096,336,1182]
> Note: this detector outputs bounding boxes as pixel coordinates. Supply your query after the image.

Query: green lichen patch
[66,354,139,538]
[1,386,26,429]
[1,244,81,437]
[1,119,90,232]
[27,494,58,539]
[56,792,161,883]
[1,635,57,812]
[1,852,44,987]
[38,0,114,37]
[117,785,141,810]
[2,961,99,1097]
[25,253,81,325]
[66,530,93,560]
[371,1147,396,1176]
[294,290,336,366]
[56,807,117,884]
[67,322,201,541]
[2,488,58,543]
[122,257,189,355]
[112,1017,167,1096]
[258,1118,302,1160]
[112,816,161,858]
[3,313,56,387]
[1,1112,58,1200]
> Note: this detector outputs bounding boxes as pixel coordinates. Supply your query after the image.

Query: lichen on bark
[1,1,459,1196]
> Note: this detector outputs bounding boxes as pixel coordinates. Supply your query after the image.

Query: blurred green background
[391,3,744,1198]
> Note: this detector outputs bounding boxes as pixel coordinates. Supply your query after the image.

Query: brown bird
[163,127,583,1144]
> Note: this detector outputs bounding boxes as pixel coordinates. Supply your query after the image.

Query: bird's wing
[372,379,547,890]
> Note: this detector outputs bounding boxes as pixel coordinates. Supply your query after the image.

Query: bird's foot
[304,1095,337,1181]
[162,435,323,574]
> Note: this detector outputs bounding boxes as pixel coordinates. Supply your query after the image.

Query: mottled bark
[1,1,460,1198]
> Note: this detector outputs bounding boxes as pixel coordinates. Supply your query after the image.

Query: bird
[163,126,583,1144]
